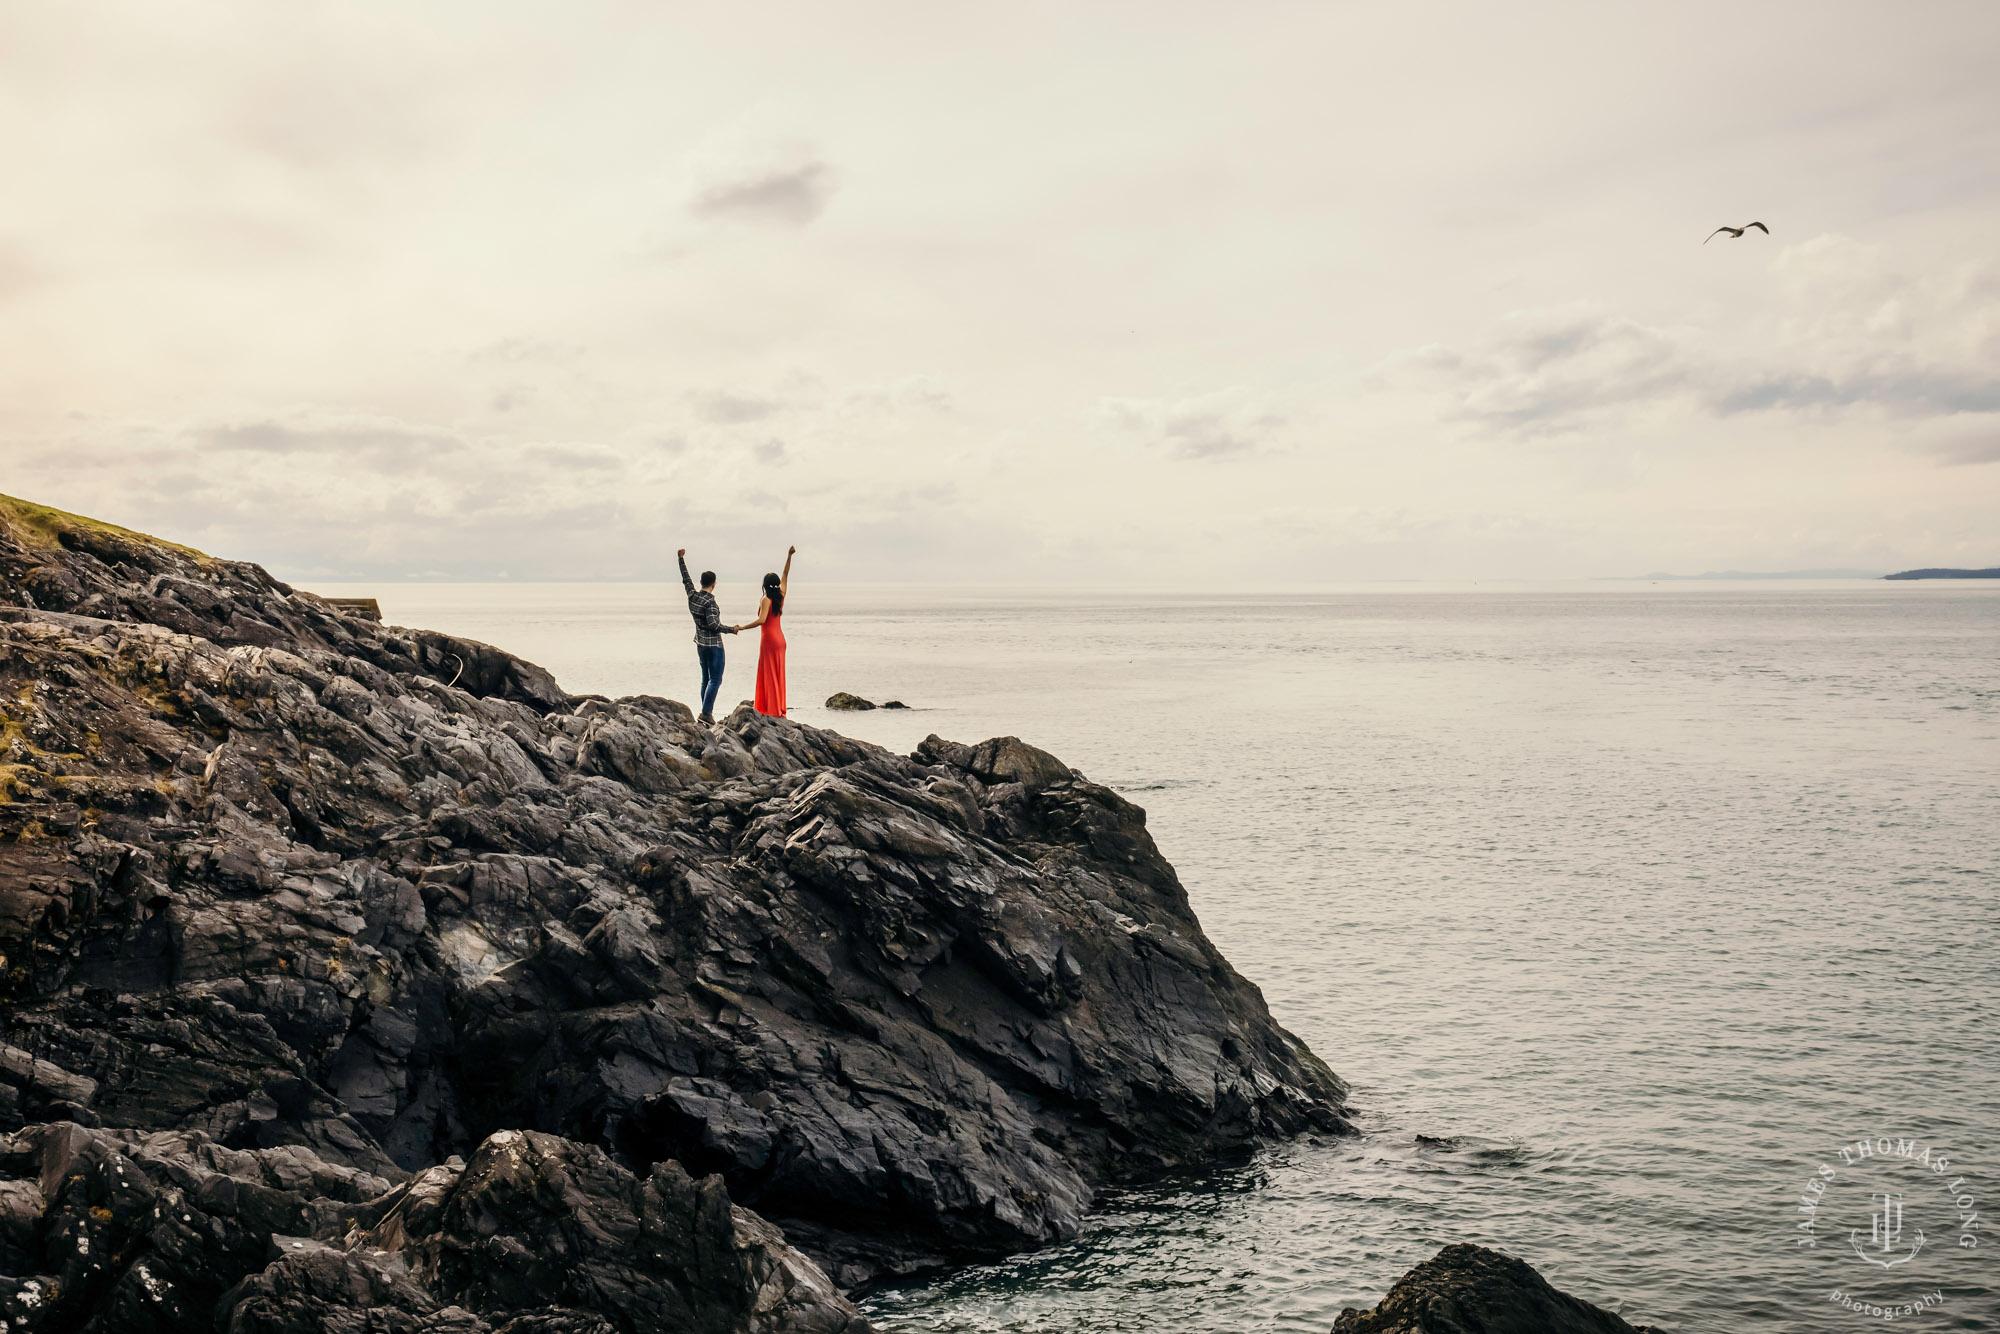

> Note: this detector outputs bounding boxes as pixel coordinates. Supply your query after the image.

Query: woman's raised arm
[780,545,795,597]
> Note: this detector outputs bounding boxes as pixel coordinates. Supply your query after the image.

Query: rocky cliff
[0,495,1348,1329]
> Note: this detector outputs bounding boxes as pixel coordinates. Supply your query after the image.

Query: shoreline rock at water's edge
[1332,1243,1664,1334]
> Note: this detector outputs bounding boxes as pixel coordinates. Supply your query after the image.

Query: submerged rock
[0,493,1349,1321]
[1332,1243,1663,1334]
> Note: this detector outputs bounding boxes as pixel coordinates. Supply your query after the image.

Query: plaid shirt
[679,555,736,647]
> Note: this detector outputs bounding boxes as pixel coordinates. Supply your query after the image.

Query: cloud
[467,339,583,367]
[0,241,46,304]
[1385,305,1691,435]
[5,410,682,581]
[691,390,783,424]
[1710,239,2000,420]
[522,444,622,471]
[1937,436,2000,466]
[1384,239,2000,449]
[689,372,829,426]
[1710,368,2000,417]
[1907,414,2000,466]
[1101,389,1284,459]
[195,417,467,471]
[689,159,836,226]
[228,42,445,171]
[195,422,480,486]
[841,376,956,416]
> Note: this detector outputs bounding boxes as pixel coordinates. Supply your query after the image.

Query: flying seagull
[1704,221,1769,243]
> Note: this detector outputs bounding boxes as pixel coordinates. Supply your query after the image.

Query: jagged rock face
[1332,1244,1663,1334]
[0,497,1348,1308]
[0,1121,867,1333]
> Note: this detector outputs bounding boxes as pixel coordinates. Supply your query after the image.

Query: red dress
[754,608,786,716]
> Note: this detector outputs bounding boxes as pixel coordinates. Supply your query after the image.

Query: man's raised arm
[677,548,695,595]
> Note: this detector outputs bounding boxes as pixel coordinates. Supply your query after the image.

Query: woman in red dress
[735,545,793,716]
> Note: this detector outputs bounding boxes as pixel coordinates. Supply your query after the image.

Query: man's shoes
[698,713,714,726]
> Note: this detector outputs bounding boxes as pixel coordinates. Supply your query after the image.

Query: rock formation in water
[822,694,908,712]
[0,494,1348,1328]
[1331,1243,1663,1334]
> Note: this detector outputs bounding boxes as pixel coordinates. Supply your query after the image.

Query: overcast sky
[3,0,1998,582]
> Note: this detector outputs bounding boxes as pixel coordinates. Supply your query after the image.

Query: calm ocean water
[321,579,1999,1332]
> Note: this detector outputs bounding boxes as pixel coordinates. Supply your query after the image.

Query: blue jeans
[697,644,725,718]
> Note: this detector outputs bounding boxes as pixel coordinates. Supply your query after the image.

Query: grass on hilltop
[0,492,212,563]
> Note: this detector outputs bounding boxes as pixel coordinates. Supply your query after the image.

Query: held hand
[787,545,797,556]
[677,548,686,558]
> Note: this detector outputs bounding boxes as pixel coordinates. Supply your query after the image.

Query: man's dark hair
[700,571,716,589]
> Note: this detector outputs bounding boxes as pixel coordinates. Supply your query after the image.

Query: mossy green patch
[0,762,45,804]
[0,492,212,563]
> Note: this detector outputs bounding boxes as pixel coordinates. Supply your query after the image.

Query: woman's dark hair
[762,572,784,615]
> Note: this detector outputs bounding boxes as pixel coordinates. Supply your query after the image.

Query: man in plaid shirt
[678,549,737,724]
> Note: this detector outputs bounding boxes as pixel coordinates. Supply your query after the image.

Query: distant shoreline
[1607,567,2000,581]
[1882,567,2000,580]
[1604,569,1882,581]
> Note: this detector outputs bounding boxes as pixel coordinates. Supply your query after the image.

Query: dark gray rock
[1331,1243,1663,1334]
[823,693,875,711]
[0,1120,864,1333]
[914,733,1073,792]
[0,494,1349,1320]
[365,1129,863,1333]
